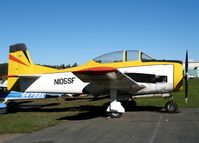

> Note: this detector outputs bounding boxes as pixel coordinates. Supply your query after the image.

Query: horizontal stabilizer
[19,74,41,78]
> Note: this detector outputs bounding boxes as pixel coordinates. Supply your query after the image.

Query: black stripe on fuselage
[125,73,167,83]
[142,59,182,64]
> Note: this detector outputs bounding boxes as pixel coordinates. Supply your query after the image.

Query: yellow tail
[8,43,58,91]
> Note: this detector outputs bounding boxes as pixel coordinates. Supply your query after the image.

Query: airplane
[0,79,64,106]
[7,43,188,118]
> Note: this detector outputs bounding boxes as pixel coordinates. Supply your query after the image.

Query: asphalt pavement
[4,108,199,143]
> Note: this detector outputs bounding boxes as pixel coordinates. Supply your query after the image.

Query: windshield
[141,52,155,61]
[93,51,123,63]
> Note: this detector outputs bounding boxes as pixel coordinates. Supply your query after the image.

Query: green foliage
[0,62,78,77]
[36,63,78,69]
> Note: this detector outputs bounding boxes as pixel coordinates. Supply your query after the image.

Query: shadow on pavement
[6,101,60,113]
[5,99,180,120]
[57,105,180,121]
[58,104,109,120]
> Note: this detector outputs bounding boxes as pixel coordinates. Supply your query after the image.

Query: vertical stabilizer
[8,43,33,91]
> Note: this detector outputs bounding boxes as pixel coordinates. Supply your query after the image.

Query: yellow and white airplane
[7,43,188,118]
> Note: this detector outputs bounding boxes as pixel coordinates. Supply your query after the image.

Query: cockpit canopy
[93,50,154,63]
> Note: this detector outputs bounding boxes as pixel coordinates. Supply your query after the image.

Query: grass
[173,78,199,108]
[0,79,198,134]
[0,96,109,134]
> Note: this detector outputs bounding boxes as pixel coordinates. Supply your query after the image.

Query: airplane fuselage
[20,61,183,97]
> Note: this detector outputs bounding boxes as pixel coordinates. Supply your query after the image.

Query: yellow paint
[8,50,58,90]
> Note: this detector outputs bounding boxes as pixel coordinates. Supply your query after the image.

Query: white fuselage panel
[118,65,174,94]
[22,72,88,93]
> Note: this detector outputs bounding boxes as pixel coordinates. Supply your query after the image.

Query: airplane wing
[73,67,145,96]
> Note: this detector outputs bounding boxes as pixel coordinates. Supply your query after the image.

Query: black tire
[110,112,122,118]
[165,100,177,113]
[121,101,128,108]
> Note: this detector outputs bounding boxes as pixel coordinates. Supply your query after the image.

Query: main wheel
[110,112,122,118]
[165,100,177,113]
[121,100,137,108]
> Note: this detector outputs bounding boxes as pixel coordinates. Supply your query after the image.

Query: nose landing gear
[164,94,178,113]
[165,100,178,113]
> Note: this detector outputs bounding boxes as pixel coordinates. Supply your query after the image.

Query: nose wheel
[165,100,177,113]
[110,112,123,118]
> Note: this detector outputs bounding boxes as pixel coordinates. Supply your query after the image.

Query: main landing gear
[106,89,125,118]
[106,100,124,118]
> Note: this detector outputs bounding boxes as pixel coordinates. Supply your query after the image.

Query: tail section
[8,44,33,91]
[8,43,58,91]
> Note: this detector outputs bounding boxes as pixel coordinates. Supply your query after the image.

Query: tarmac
[2,108,199,143]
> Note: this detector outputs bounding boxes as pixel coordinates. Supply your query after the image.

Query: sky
[0,0,198,65]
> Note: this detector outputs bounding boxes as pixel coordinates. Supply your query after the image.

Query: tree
[0,63,8,77]
[72,62,78,67]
